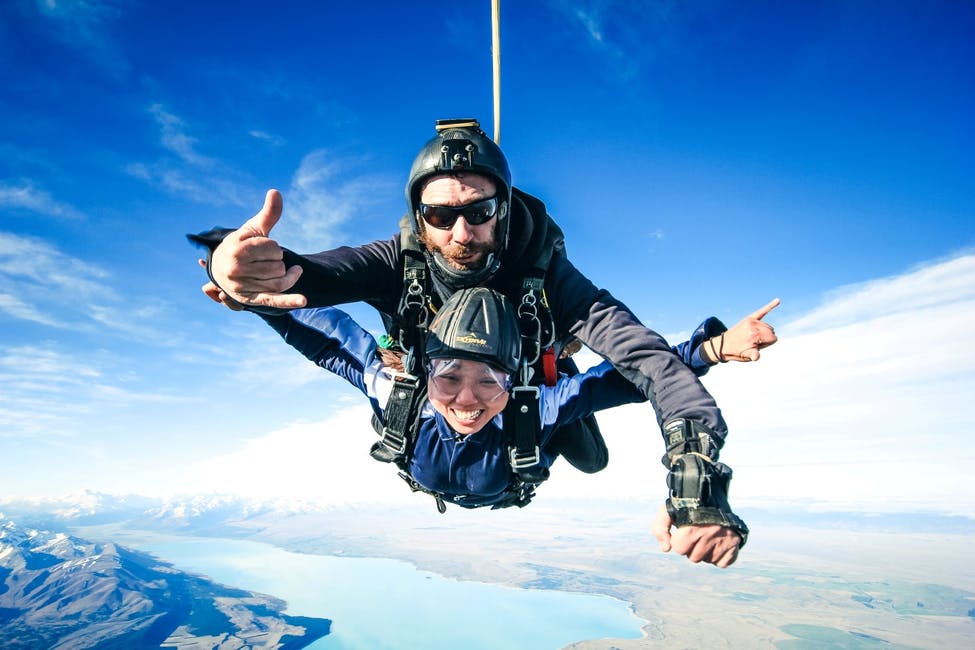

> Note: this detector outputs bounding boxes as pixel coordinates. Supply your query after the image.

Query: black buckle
[378,371,422,455]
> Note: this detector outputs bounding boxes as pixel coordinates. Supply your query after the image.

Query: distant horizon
[3,490,974,529]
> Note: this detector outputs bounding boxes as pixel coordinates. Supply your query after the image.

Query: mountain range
[0,515,330,649]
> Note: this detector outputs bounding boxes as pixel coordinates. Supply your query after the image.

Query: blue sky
[1,1,973,513]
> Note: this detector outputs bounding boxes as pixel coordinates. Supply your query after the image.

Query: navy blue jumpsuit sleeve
[671,317,728,377]
[256,308,379,400]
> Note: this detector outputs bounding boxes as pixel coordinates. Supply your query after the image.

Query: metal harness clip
[509,445,541,469]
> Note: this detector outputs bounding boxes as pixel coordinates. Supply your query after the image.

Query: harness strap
[396,249,431,376]
[397,471,447,514]
[370,371,426,464]
[505,386,550,484]
[503,272,556,481]
[490,478,540,509]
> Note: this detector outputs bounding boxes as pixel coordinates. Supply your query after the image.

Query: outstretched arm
[257,307,380,396]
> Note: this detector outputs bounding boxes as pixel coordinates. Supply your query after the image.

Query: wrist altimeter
[661,418,749,547]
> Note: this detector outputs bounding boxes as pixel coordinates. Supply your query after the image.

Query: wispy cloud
[148,104,217,169]
[226,321,333,391]
[126,104,252,208]
[549,0,680,81]
[56,251,970,513]
[128,106,392,239]
[272,149,398,251]
[0,230,181,342]
[33,0,128,76]
[0,343,184,439]
[784,253,975,333]
[0,181,85,220]
[180,408,414,503]
[0,231,113,329]
[0,344,108,438]
[249,130,287,147]
[0,294,63,327]
[550,253,975,515]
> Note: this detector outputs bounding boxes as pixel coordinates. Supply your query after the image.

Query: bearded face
[417,218,499,271]
[416,173,501,272]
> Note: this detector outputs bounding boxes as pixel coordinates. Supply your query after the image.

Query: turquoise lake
[139,537,646,649]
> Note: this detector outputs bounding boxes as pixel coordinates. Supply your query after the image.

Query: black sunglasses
[418,197,499,230]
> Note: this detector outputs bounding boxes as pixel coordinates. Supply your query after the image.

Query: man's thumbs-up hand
[203,189,307,310]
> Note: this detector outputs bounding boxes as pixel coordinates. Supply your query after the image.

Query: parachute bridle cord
[491,0,502,144]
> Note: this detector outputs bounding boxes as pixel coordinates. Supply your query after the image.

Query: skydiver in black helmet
[190,119,778,568]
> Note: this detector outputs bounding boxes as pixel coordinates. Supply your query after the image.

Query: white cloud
[0,231,114,328]
[249,130,287,147]
[0,342,191,439]
[149,104,216,169]
[34,0,128,75]
[784,253,975,333]
[271,150,397,252]
[546,254,975,515]
[179,407,414,504]
[0,293,64,327]
[176,254,975,514]
[0,181,84,220]
[0,231,177,340]
[126,104,253,208]
[227,322,335,391]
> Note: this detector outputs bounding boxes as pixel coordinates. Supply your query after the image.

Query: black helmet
[405,119,512,250]
[425,287,521,375]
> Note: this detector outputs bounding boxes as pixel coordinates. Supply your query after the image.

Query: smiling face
[417,173,499,271]
[426,358,511,435]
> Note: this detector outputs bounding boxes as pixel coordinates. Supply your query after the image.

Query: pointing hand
[710,298,780,363]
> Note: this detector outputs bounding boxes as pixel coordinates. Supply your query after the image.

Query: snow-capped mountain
[1,490,342,526]
[0,515,331,648]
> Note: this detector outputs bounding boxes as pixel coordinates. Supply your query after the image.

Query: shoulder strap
[394,215,432,376]
[368,217,432,470]
[503,189,563,484]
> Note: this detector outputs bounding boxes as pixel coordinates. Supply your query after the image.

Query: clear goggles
[427,358,512,403]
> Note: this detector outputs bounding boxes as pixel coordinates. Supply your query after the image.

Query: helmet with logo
[425,287,521,375]
[405,119,512,252]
